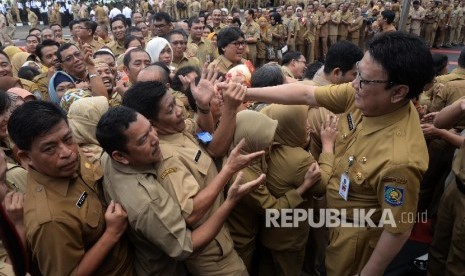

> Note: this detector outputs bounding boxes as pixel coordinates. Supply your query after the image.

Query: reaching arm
[191,172,265,252]
[245,82,319,106]
[434,98,465,129]
[359,229,411,276]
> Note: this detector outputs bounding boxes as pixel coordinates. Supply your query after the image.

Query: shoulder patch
[161,168,177,180]
[384,186,404,207]
[382,176,407,185]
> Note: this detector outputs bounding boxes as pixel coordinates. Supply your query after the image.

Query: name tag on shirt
[76,191,88,208]
[339,173,350,201]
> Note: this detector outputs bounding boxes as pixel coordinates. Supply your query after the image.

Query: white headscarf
[145,37,173,63]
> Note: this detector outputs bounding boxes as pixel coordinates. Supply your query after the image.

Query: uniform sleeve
[430,83,448,112]
[133,197,193,260]
[158,156,200,219]
[377,164,422,234]
[314,151,334,195]
[29,220,84,276]
[314,83,355,114]
[237,170,304,215]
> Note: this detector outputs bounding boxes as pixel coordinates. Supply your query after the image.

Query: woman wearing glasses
[208,27,249,75]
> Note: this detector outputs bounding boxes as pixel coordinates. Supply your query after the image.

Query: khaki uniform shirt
[315,84,428,234]
[88,39,104,52]
[24,156,133,275]
[283,15,300,39]
[329,11,341,36]
[207,55,246,75]
[171,53,202,73]
[212,22,226,33]
[281,65,295,79]
[101,154,191,275]
[32,72,50,101]
[431,79,465,129]
[240,21,260,44]
[187,36,218,64]
[338,11,352,37]
[106,40,125,57]
[448,6,460,28]
[410,7,426,30]
[156,119,239,274]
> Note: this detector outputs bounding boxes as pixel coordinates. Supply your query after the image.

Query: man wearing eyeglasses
[168,29,201,73]
[281,51,307,80]
[56,43,108,98]
[245,32,434,276]
[77,19,104,52]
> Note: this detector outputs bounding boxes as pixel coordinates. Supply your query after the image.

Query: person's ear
[111,151,130,165]
[390,85,409,104]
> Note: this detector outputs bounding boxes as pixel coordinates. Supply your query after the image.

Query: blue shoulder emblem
[384,186,404,207]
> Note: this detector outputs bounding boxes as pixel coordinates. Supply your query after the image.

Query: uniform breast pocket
[194,149,213,176]
[348,163,373,195]
[86,196,102,228]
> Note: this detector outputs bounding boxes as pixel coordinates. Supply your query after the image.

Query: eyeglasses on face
[229,40,245,47]
[62,51,83,63]
[355,61,394,89]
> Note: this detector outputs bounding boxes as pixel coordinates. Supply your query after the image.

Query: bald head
[137,64,170,84]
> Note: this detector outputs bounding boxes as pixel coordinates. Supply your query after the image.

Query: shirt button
[36,186,43,192]
[361,157,367,164]
[356,172,362,180]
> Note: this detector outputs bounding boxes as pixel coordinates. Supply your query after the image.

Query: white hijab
[145,37,173,64]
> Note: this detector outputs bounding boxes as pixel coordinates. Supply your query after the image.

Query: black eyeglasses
[356,61,394,89]
[229,40,246,47]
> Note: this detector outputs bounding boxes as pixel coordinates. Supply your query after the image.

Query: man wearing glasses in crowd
[244,32,434,276]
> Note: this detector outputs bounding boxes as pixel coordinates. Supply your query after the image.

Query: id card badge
[339,173,350,201]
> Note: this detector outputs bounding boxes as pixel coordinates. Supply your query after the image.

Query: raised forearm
[206,109,236,157]
[245,83,318,106]
[75,231,120,276]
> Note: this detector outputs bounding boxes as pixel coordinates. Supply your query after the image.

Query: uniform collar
[102,152,156,175]
[28,167,73,196]
[281,65,295,79]
[361,101,412,135]
[218,55,235,70]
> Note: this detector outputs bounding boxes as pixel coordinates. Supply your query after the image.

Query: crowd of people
[0,0,464,276]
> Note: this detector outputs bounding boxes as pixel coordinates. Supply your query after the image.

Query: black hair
[80,18,98,35]
[188,16,202,28]
[0,91,11,115]
[381,10,395,24]
[69,20,79,30]
[231,17,241,27]
[125,26,142,36]
[28,27,41,34]
[167,29,188,41]
[153,12,172,24]
[172,66,200,111]
[56,43,76,62]
[217,27,244,55]
[458,47,465,68]
[123,48,148,67]
[252,64,285,87]
[246,9,255,18]
[35,39,60,61]
[96,106,138,155]
[270,12,282,24]
[304,61,324,80]
[18,66,40,81]
[124,35,142,49]
[8,101,67,151]
[122,81,167,121]
[282,51,303,66]
[368,32,434,99]
[110,16,128,30]
[25,34,40,43]
[324,40,363,75]
[432,53,448,76]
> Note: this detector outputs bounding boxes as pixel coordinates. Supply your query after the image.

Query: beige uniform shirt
[106,40,125,57]
[208,55,246,75]
[315,83,428,234]
[171,53,202,73]
[156,119,243,275]
[187,36,218,64]
[329,11,341,36]
[101,153,192,275]
[24,156,133,275]
[431,79,465,129]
